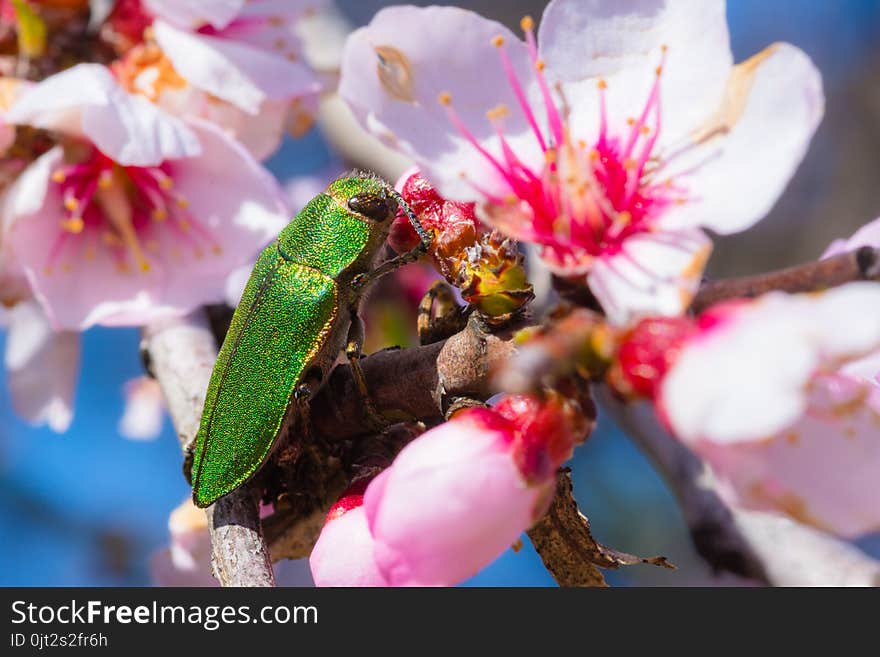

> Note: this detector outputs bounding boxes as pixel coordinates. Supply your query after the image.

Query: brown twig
[691,247,880,313]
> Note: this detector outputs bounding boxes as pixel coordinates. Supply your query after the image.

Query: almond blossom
[150,498,218,587]
[2,63,288,330]
[340,0,823,324]
[118,375,164,440]
[110,0,325,159]
[626,284,880,537]
[311,393,590,587]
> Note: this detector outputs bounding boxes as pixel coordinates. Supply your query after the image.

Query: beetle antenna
[388,187,431,251]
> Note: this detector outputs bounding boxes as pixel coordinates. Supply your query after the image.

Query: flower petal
[153,19,321,114]
[339,5,543,203]
[658,43,823,235]
[661,283,880,445]
[697,375,880,538]
[823,216,880,258]
[586,228,711,325]
[6,64,201,166]
[143,0,245,31]
[118,376,164,440]
[4,300,79,432]
[540,0,732,142]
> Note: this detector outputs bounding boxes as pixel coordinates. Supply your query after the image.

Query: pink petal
[6,64,200,166]
[586,228,712,325]
[118,376,164,440]
[3,300,79,433]
[310,504,388,587]
[697,375,880,538]
[153,19,321,114]
[364,413,551,586]
[339,5,543,204]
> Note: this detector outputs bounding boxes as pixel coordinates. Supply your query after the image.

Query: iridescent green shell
[191,176,391,508]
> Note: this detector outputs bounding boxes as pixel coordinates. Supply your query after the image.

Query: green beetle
[191,173,429,508]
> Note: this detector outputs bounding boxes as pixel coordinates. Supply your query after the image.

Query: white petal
[143,0,245,30]
[822,216,880,258]
[4,300,79,432]
[658,43,824,235]
[339,5,544,203]
[661,283,880,445]
[587,228,711,325]
[540,0,732,142]
[154,20,320,114]
[6,64,201,166]
[118,376,165,441]
[698,375,880,538]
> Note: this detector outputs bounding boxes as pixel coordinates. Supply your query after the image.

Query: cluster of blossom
[299,0,880,586]
[0,0,326,435]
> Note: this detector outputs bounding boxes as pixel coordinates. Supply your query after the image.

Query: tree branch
[691,247,880,313]
[596,387,880,586]
[142,312,276,587]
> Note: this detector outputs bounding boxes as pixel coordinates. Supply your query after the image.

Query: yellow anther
[626,117,636,126]
[504,194,518,206]
[64,197,79,212]
[486,104,509,121]
[641,125,651,135]
[51,170,66,183]
[159,176,173,190]
[273,38,286,50]
[577,139,587,149]
[544,148,558,164]
[286,52,298,62]
[139,260,151,273]
[438,91,452,105]
[176,196,189,209]
[211,244,223,255]
[589,149,600,162]
[491,35,505,47]
[655,65,663,76]
[178,219,191,232]
[535,59,546,72]
[661,44,669,53]
[60,217,84,234]
[617,210,632,225]
[623,158,637,170]
[597,78,608,90]
[152,208,167,221]
[520,16,535,32]
[268,16,284,27]
[98,170,114,189]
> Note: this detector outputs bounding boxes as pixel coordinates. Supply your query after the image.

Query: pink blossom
[340,0,823,324]
[309,482,389,587]
[655,284,880,537]
[118,375,164,440]
[361,394,587,586]
[3,63,288,330]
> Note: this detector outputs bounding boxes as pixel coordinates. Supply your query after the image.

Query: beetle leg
[417,280,470,345]
[351,243,427,292]
[345,310,386,431]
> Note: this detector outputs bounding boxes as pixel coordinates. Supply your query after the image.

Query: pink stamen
[493,40,548,153]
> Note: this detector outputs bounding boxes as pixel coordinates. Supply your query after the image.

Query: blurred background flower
[2,0,880,587]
